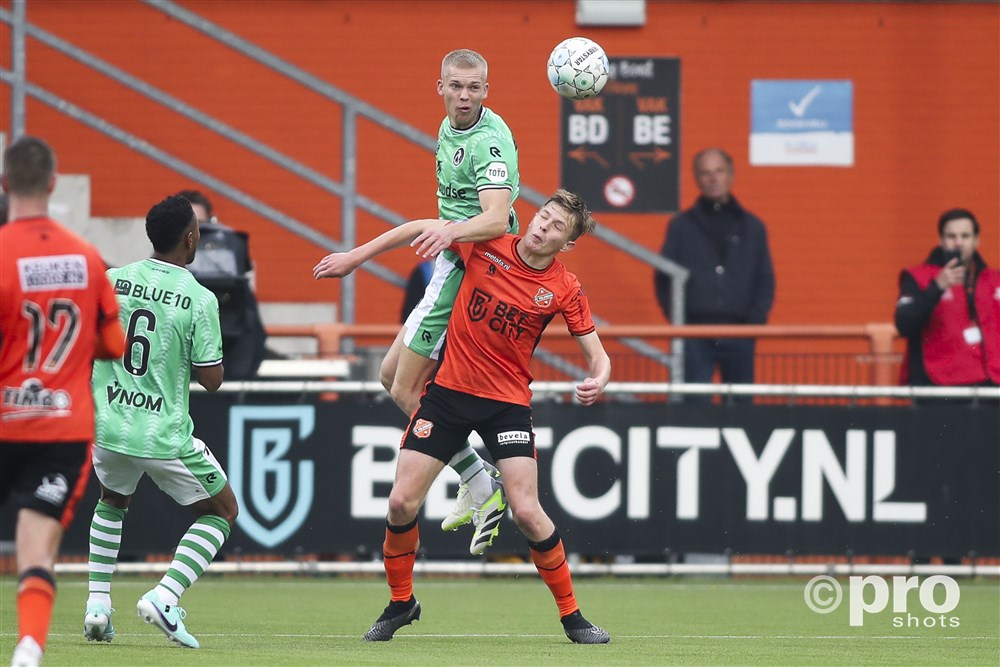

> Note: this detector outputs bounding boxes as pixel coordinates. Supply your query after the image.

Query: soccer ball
[546,37,610,100]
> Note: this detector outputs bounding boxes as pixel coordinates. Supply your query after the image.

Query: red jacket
[899,262,1000,385]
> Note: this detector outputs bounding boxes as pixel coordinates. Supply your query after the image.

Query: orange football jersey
[434,235,595,406]
[1,217,121,442]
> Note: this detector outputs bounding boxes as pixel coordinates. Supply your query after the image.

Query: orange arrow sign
[568,146,610,169]
[628,147,673,169]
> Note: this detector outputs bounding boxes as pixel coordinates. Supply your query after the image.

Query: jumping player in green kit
[316,48,519,555]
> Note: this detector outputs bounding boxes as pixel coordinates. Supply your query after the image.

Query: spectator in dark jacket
[654,148,775,402]
[895,208,999,387]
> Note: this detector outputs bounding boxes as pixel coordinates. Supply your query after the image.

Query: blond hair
[441,49,488,80]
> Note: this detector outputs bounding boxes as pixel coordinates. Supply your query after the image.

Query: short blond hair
[441,49,488,80]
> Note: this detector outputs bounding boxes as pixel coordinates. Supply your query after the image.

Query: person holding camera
[176,189,267,380]
[895,208,1000,386]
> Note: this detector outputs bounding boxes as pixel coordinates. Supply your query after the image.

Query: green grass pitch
[2,575,997,665]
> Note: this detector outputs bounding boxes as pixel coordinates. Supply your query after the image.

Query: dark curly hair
[146,195,196,253]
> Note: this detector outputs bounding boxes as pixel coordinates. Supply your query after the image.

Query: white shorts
[92,438,228,506]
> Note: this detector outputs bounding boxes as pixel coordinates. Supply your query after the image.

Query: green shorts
[92,437,228,506]
[402,252,465,360]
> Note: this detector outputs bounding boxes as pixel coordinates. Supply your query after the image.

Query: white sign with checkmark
[750,80,853,166]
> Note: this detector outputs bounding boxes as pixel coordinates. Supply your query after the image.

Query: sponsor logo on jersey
[489,146,503,158]
[1,378,71,420]
[115,279,192,309]
[413,418,434,439]
[467,288,534,340]
[18,254,88,292]
[483,251,511,272]
[468,288,493,321]
[496,430,531,445]
[452,147,465,166]
[485,161,508,184]
[105,381,164,413]
[34,473,69,506]
[440,182,469,199]
[533,287,554,308]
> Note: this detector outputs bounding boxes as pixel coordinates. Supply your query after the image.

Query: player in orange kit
[314,189,612,644]
[1,136,126,667]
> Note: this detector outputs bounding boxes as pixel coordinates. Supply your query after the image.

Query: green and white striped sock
[448,444,486,483]
[154,515,231,606]
[87,500,127,608]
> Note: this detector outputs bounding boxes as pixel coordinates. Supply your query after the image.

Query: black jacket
[654,195,775,324]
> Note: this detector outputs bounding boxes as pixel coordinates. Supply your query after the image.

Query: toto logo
[228,405,316,548]
[804,575,961,628]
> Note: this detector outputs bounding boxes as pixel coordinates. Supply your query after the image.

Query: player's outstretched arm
[313,218,446,280]
[410,189,513,258]
[574,331,611,406]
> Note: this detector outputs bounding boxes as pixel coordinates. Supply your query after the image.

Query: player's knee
[220,501,238,526]
[210,487,239,525]
[508,500,546,535]
[386,491,420,524]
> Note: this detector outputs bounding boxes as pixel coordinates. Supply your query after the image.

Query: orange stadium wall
[2,1,998,342]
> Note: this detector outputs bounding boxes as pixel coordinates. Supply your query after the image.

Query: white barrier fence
[55,560,999,578]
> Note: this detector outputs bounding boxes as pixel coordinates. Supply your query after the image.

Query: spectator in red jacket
[895,208,1000,387]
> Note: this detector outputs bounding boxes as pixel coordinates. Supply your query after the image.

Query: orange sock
[17,568,56,651]
[383,520,419,602]
[529,533,579,618]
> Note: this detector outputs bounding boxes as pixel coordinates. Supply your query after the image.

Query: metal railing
[1,0,690,378]
[256,321,928,404]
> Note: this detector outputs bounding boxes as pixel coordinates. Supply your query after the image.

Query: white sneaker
[441,462,501,532]
[11,636,42,667]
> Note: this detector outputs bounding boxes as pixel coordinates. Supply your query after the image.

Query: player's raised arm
[574,331,611,406]
[410,188,513,257]
[312,217,446,279]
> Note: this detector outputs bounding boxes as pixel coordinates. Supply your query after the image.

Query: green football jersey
[436,106,520,232]
[92,258,223,459]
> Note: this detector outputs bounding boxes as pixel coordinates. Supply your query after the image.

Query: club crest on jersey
[413,418,434,439]
[533,287,554,308]
[467,287,493,321]
[452,147,465,166]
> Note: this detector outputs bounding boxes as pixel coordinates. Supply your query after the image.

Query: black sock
[560,609,590,630]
